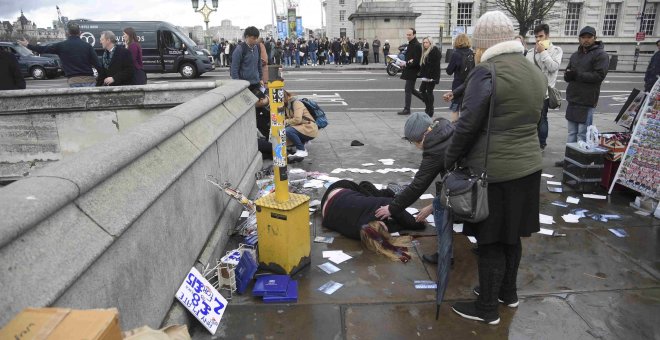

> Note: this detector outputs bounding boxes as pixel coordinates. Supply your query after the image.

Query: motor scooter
[386,54,406,76]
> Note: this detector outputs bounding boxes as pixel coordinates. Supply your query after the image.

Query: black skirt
[463,170,541,245]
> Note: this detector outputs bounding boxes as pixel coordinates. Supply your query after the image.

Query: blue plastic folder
[252,275,290,297]
[263,280,298,303]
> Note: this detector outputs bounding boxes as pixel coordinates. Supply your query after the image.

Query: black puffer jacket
[400,38,422,80]
[564,41,609,107]
[388,118,454,216]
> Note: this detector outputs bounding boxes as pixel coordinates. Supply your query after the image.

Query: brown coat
[260,42,269,83]
[285,100,318,138]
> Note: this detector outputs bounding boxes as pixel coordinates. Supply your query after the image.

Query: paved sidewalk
[191,109,659,339]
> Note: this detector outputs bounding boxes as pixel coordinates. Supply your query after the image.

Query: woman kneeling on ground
[284,90,318,159]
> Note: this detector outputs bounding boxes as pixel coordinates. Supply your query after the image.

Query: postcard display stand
[608,79,660,202]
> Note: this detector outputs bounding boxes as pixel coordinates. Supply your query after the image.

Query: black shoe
[554,160,564,167]
[397,109,410,115]
[540,144,547,151]
[472,286,519,307]
[422,252,439,264]
[451,301,500,325]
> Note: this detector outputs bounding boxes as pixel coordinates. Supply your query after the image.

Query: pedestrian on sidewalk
[0,48,25,90]
[18,22,100,87]
[526,23,562,151]
[383,40,390,66]
[398,28,422,116]
[445,10,546,325]
[444,34,474,121]
[362,40,370,65]
[374,112,454,262]
[372,36,381,64]
[644,40,660,92]
[123,27,147,85]
[561,26,609,150]
[415,37,441,117]
[96,31,135,86]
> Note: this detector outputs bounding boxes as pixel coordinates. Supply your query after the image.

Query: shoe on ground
[540,144,547,151]
[472,286,519,307]
[422,252,438,264]
[554,160,564,167]
[451,301,500,325]
[397,109,411,115]
[288,149,308,158]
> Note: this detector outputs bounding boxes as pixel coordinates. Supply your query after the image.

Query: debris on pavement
[318,281,344,295]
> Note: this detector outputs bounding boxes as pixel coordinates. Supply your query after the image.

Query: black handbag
[439,63,496,223]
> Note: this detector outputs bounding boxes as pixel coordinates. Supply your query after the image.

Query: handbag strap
[483,62,496,176]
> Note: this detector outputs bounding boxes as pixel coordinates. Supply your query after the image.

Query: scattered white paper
[318,281,343,295]
[322,250,344,258]
[414,280,437,289]
[329,252,353,264]
[467,236,477,244]
[453,224,464,233]
[541,173,554,178]
[314,236,334,244]
[426,215,435,225]
[289,168,306,174]
[634,210,651,216]
[240,211,249,218]
[538,228,554,236]
[405,207,419,214]
[419,194,434,200]
[309,200,322,207]
[547,181,562,186]
[608,228,628,237]
[562,214,581,223]
[304,179,325,188]
[567,196,580,204]
[330,168,345,174]
[379,159,395,165]
[539,214,555,224]
[318,262,341,274]
[390,232,401,237]
[583,194,607,200]
[374,184,384,190]
[551,201,569,208]
[362,163,375,166]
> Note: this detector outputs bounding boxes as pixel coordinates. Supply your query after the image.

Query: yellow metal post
[254,65,311,275]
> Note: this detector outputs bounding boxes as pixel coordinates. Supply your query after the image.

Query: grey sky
[1,0,323,30]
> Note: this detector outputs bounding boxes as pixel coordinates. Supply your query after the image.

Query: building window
[339,10,346,22]
[457,3,472,28]
[339,0,345,4]
[446,3,452,36]
[528,18,543,36]
[642,3,657,35]
[564,3,581,36]
[602,3,619,36]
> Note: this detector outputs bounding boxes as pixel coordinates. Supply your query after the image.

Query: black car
[0,42,63,80]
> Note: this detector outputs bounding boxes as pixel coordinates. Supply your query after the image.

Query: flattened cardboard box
[0,307,122,340]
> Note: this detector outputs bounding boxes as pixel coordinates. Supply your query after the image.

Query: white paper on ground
[583,194,607,200]
[329,252,353,264]
[322,250,344,258]
[562,214,581,223]
[240,211,249,218]
[539,214,555,224]
[634,210,651,216]
[541,173,554,178]
[405,207,419,214]
[318,262,341,274]
[309,200,322,207]
[378,159,395,165]
[453,224,464,233]
[608,228,628,237]
[538,228,554,236]
[467,236,477,244]
[318,281,343,295]
[374,184,384,190]
[426,215,435,225]
[314,236,334,244]
[289,168,306,174]
[547,181,562,186]
[419,194,434,200]
[567,196,580,204]
[414,280,437,289]
[330,168,345,174]
[304,179,325,188]
[551,201,569,207]
[362,163,376,166]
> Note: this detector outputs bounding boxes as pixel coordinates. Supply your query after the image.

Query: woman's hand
[443,92,454,102]
[415,204,433,223]
[374,205,392,220]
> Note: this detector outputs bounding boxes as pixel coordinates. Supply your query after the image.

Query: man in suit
[398,28,423,115]
[0,48,26,90]
[97,31,135,86]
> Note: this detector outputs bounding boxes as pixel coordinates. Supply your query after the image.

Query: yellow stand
[254,65,311,275]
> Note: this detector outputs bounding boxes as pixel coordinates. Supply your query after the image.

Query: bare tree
[490,0,565,37]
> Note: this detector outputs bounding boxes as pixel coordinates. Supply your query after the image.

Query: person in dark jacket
[375,112,454,263]
[445,34,473,121]
[398,28,423,116]
[562,26,609,144]
[445,11,547,325]
[18,22,100,87]
[123,27,146,85]
[644,40,660,92]
[321,180,425,240]
[383,40,390,65]
[412,37,441,117]
[97,31,135,86]
[0,49,26,90]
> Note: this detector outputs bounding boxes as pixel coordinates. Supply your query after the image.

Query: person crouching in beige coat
[284,90,318,159]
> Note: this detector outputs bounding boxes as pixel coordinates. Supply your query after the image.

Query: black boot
[397,109,410,115]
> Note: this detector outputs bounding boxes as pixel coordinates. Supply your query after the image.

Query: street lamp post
[191,0,219,47]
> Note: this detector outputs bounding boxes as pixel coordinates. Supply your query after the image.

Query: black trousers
[374,51,379,63]
[404,79,416,111]
[476,241,522,312]
[420,82,436,116]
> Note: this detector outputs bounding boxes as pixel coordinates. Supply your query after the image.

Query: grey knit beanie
[404,112,433,143]
[472,11,515,49]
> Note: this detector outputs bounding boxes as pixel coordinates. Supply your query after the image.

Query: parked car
[0,42,63,80]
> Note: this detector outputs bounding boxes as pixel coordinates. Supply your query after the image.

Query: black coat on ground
[0,50,25,90]
[388,118,454,216]
[400,37,422,80]
[97,45,135,86]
